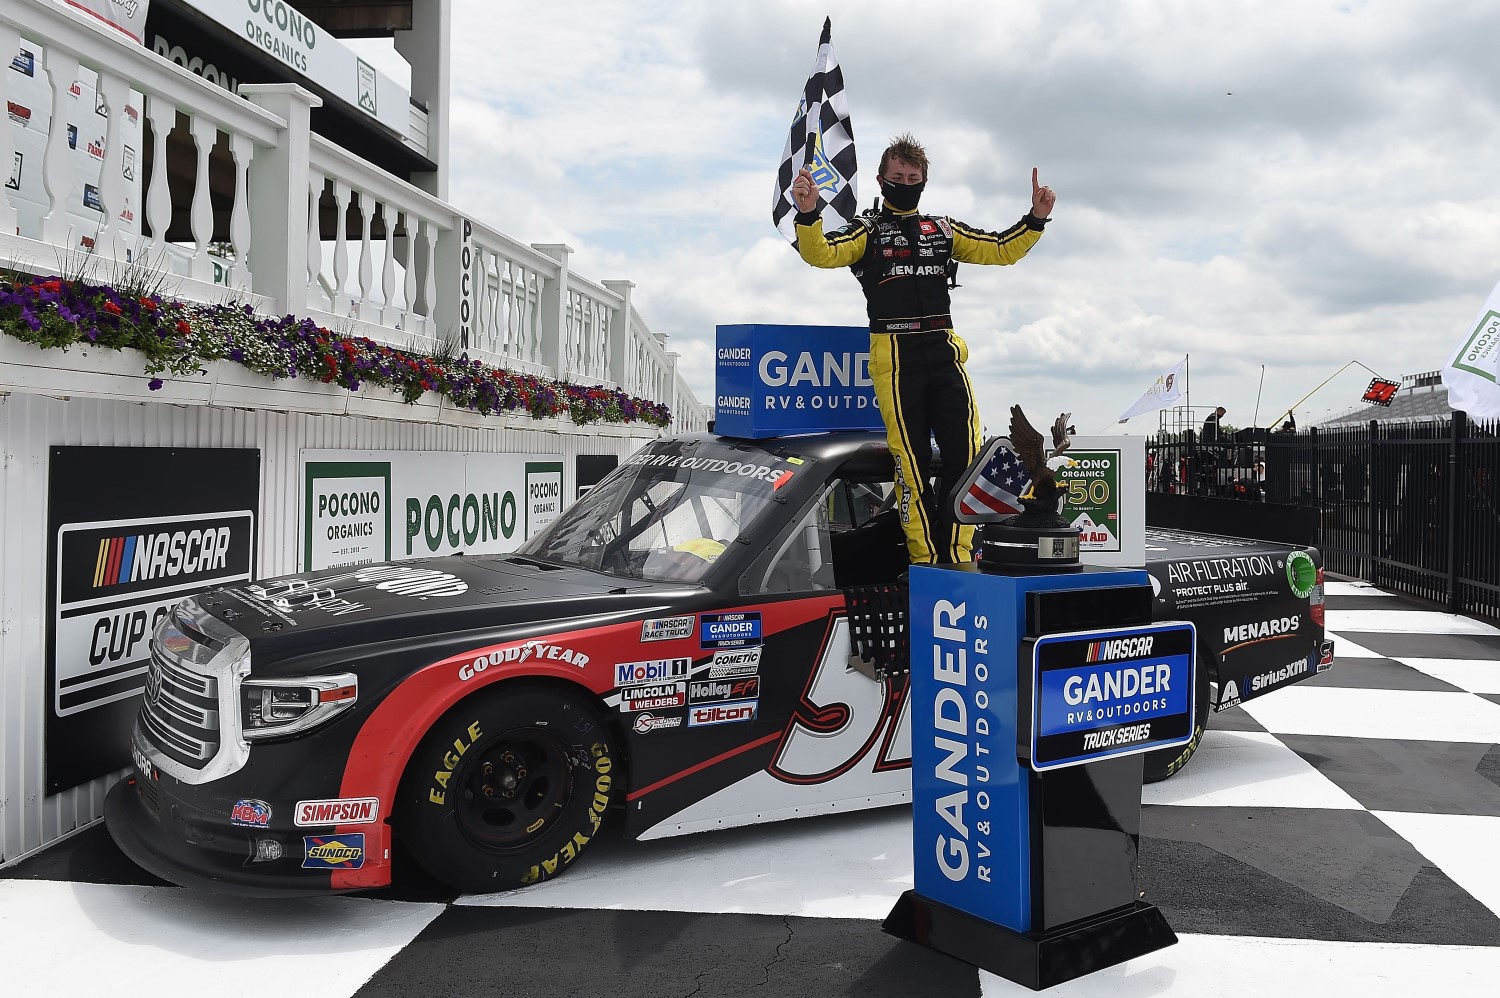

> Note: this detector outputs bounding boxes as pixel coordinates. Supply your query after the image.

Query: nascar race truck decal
[106,431,1328,896]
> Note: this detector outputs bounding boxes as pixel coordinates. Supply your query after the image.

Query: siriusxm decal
[701,611,761,649]
[1030,622,1196,771]
[713,324,882,438]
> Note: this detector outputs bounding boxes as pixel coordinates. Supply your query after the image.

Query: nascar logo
[91,526,233,588]
[1085,635,1155,663]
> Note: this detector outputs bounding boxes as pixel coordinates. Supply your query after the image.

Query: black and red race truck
[106,430,1332,896]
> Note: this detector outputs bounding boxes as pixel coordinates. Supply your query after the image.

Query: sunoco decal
[302,834,366,870]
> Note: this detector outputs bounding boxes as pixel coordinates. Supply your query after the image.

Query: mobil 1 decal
[46,447,259,795]
[1028,622,1196,771]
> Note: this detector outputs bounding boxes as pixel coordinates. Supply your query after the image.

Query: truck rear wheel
[1142,651,1211,784]
[397,685,618,893]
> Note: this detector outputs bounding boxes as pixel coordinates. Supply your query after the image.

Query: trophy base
[976,515,1082,573]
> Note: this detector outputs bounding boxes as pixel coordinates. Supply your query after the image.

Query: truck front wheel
[397,685,619,893]
[1142,653,1211,784]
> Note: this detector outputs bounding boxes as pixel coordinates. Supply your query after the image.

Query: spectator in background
[1279,415,1297,434]
[1202,406,1226,443]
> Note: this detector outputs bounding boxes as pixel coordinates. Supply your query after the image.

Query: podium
[885,564,1193,990]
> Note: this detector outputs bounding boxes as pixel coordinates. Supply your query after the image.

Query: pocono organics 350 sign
[302,450,563,571]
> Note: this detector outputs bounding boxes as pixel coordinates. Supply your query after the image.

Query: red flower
[138,297,157,311]
[39,279,62,293]
[321,354,338,383]
[175,319,192,335]
[102,300,123,315]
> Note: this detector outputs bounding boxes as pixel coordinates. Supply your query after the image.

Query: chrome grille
[139,647,221,769]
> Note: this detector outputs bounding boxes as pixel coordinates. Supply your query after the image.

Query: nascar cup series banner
[46,447,259,795]
[714,324,883,438]
[301,450,565,572]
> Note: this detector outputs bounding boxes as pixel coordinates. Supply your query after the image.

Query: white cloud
[434,0,1500,430]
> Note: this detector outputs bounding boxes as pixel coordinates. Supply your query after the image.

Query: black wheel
[397,684,618,892]
[1142,645,1212,784]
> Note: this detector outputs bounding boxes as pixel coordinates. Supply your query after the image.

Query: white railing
[0,0,706,431]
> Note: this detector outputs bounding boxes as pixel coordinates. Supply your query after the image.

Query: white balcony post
[532,242,572,379]
[431,213,465,350]
[0,20,18,235]
[241,83,322,317]
[602,279,633,390]
[395,0,451,199]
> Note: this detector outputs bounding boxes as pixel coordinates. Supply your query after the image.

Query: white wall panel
[0,391,656,865]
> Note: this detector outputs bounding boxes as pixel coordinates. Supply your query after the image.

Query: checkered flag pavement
[771,17,859,245]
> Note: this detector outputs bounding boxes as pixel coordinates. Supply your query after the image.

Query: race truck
[106,430,1331,896]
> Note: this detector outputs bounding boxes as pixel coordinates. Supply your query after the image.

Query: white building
[0,0,705,865]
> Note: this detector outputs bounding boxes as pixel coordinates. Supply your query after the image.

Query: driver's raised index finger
[1032,166,1040,192]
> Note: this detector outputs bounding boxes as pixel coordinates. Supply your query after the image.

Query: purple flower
[84,327,98,342]
[148,378,164,391]
[230,347,244,362]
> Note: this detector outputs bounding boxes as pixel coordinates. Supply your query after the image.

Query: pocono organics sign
[1029,622,1196,771]
[302,451,563,571]
[713,324,882,438]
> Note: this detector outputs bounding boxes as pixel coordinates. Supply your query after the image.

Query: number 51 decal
[769,615,912,784]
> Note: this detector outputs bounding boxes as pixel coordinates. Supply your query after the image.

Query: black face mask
[880,178,925,212]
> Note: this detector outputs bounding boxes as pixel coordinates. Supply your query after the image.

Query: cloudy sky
[364,0,1500,433]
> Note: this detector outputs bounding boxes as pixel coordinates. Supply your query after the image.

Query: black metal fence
[1147,416,1500,624]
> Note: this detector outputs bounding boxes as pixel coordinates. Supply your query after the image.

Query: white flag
[771,18,859,245]
[1443,278,1500,422]
[1117,358,1186,423]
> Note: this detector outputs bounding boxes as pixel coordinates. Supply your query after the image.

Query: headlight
[241,674,358,741]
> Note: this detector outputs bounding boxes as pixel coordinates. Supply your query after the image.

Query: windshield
[517,439,809,583]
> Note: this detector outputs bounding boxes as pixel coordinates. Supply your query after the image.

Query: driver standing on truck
[790,134,1055,565]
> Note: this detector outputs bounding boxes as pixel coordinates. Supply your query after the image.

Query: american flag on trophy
[958,440,1032,518]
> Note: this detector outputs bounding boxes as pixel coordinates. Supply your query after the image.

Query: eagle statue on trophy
[1008,405,1079,528]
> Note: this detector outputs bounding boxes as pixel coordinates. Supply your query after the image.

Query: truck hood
[199,556,687,664]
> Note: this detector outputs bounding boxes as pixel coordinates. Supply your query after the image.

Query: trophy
[952,406,1084,572]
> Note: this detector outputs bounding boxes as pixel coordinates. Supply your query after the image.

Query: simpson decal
[294,797,380,826]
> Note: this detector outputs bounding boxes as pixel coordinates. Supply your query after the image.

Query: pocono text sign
[1027,622,1196,771]
[714,324,881,438]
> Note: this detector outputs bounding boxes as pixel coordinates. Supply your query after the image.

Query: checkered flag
[771,18,859,245]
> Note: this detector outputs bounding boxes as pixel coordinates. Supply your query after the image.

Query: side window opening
[760,471,908,595]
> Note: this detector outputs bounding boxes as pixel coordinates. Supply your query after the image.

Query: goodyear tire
[1141,648,1211,784]
[398,684,618,893]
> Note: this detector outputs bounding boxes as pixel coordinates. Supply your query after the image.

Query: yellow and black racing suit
[796,205,1045,564]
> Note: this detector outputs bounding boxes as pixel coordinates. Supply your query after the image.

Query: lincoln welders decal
[46,447,260,795]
